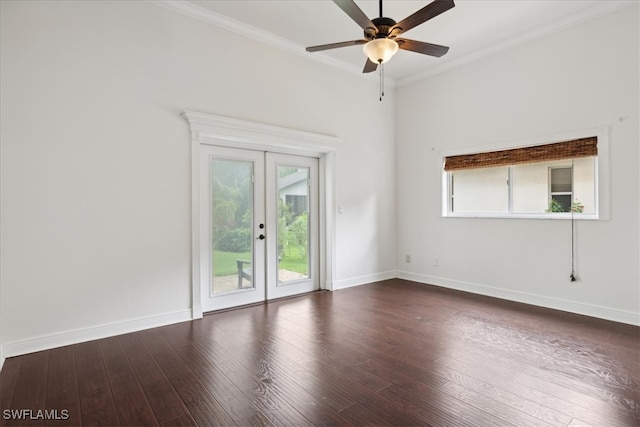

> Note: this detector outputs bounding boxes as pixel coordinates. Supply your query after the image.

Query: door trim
[184,111,340,319]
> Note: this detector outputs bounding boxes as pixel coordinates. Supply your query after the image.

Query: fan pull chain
[379,62,384,102]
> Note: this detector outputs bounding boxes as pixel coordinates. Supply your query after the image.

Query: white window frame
[441,126,610,220]
[549,165,573,212]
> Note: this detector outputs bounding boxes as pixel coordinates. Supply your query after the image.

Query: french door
[199,146,319,311]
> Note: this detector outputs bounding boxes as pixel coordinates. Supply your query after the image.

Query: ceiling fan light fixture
[363,38,399,64]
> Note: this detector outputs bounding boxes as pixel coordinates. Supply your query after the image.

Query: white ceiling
[155,0,635,86]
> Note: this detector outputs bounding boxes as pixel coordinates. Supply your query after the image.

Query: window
[549,166,573,212]
[443,134,602,219]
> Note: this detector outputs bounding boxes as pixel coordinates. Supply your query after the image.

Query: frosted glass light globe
[363,38,399,64]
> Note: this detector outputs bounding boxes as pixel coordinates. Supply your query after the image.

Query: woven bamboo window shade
[444,137,597,172]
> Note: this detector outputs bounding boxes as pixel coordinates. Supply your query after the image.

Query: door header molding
[183,111,341,156]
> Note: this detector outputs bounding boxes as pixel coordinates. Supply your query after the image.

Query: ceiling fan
[306,0,455,74]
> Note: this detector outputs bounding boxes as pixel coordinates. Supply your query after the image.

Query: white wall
[0,0,396,358]
[396,5,639,324]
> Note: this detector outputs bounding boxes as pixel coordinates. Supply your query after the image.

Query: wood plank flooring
[1,279,639,426]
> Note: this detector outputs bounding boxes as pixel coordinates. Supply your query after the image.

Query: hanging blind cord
[570,158,576,282]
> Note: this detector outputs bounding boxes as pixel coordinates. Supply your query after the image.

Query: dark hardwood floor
[1,279,639,426]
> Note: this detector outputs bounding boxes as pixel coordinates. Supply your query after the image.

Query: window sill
[443,213,599,220]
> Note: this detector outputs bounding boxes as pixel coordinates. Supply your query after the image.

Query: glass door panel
[200,147,318,311]
[211,159,254,294]
[200,146,265,312]
[277,166,310,285]
[266,153,319,300]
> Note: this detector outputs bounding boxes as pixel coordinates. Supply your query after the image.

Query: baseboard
[2,309,193,360]
[334,271,396,290]
[192,305,203,319]
[3,272,635,363]
[1,272,391,360]
[397,270,640,326]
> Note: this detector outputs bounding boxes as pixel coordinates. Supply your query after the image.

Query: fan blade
[306,39,368,52]
[363,58,378,73]
[333,0,377,34]
[392,0,455,35]
[396,38,450,57]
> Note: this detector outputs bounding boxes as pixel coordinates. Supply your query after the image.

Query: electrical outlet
[405,255,411,263]
[432,258,439,267]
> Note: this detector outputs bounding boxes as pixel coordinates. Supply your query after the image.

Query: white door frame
[200,146,267,312]
[184,111,340,319]
[265,153,319,300]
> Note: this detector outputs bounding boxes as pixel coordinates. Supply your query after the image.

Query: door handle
[258,234,265,240]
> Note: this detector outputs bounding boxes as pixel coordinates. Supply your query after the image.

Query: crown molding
[397,0,637,87]
[149,0,633,88]
[148,0,393,86]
